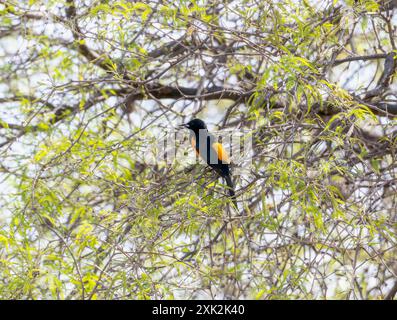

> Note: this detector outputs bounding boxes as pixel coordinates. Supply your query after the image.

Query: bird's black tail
[224,174,237,209]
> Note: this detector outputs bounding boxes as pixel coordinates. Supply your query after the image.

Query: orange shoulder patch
[190,136,199,156]
[212,142,230,163]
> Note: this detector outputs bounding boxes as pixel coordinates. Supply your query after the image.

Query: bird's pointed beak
[178,123,188,129]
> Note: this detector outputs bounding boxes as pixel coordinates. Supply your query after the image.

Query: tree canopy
[0,0,396,299]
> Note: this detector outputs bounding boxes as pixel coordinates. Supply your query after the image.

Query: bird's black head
[180,118,207,132]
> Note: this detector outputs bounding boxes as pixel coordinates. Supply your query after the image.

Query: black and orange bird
[179,118,237,208]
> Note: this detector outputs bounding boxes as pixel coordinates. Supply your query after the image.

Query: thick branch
[333,53,388,66]
[125,84,250,106]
